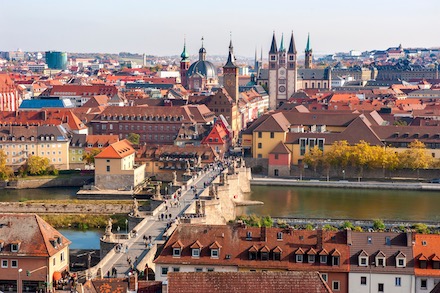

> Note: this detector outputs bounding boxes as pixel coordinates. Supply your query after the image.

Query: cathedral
[180,39,218,91]
[266,32,332,109]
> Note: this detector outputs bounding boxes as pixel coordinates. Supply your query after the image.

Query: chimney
[407,232,413,247]
[260,226,267,242]
[317,229,323,250]
[346,229,352,246]
[128,274,138,292]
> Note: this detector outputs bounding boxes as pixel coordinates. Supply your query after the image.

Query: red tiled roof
[414,234,440,277]
[95,139,135,159]
[167,271,333,293]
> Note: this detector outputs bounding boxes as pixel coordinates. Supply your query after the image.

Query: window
[258,143,262,149]
[385,236,391,246]
[359,256,368,266]
[11,260,17,268]
[207,268,214,272]
[173,248,181,257]
[333,256,340,266]
[1,260,7,268]
[257,154,262,158]
[421,279,427,290]
[11,244,19,252]
[211,249,219,258]
[161,267,168,275]
[300,138,306,155]
[192,249,200,257]
[261,251,269,261]
[106,166,110,172]
[321,273,328,282]
[270,132,274,138]
[61,252,65,262]
[397,257,406,267]
[308,255,315,263]
[320,255,327,264]
[53,258,56,266]
[296,254,303,263]
[361,276,367,285]
[258,132,262,138]
[274,154,279,160]
[395,277,401,287]
[277,232,283,240]
[332,281,340,291]
[172,267,180,272]
[246,231,252,240]
[274,252,281,261]
[367,236,372,244]
[378,283,384,292]
[195,268,203,272]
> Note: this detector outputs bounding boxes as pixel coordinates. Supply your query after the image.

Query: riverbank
[251,177,440,191]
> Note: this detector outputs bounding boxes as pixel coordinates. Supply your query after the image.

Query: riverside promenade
[251,177,440,191]
[84,165,224,281]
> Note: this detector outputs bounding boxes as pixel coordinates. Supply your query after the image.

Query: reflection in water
[238,186,440,222]
[0,187,78,202]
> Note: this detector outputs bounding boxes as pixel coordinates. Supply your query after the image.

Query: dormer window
[173,248,181,257]
[248,245,258,260]
[359,250,369,267]
[11,242,20,252]
[190,240,202,258]
[0,241,4,251]
[209,241,221,259]
[432,255,440,269]
[171,240,183,257]
[419,254,428,269]
[296,248,304,263]
[273,246,282,261]
[376,251,386,267]
[307,248,316,263]
[260,246,270,261]
[320,249,328,264]
[332,250,341,266]
[396,252,406,268]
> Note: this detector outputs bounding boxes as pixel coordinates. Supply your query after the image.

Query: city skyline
[1,0,440,58]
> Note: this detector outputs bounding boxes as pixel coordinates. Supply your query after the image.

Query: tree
[303,146,323,174]
[325,140,351,174]
[399,140,433,179]
[27,155,50,175]
[373,219,385,231]
[0,149,12,180]
[82,149,102,165]
[350,141,378,181]
[127,133,140,145]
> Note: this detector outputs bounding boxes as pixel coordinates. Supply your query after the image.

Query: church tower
[180,38,190,89]
[268,32,279,110]
[304,33,313,69]
[223,38,239,104]
[286,31,298,99]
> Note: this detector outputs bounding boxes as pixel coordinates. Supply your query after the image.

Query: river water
[1,186,439,249]
[237,186,440,222]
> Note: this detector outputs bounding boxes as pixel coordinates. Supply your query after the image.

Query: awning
[53,271,62,281]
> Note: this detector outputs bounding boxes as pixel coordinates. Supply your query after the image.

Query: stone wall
[95,174,134,190]
[3,176,93,189]
[0,202,132,214]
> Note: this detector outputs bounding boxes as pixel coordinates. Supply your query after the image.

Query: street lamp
[18,268,23,293]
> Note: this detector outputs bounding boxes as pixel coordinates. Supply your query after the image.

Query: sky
[1,0,440,58]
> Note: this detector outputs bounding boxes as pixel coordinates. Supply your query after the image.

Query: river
[237,185,440,222]
[1,185,440,249]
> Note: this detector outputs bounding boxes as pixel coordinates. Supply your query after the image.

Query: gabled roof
[269,142,290,155]
[254,112,289,132]
[0,214,70,257]
[414,234,440,277]
[94,139,134,159]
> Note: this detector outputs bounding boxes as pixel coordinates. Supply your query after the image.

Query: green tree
[0,149,13,180]
[27,155,50,175]
[340,221,354,230]
[127,133,140,145]
[82,149,102,165]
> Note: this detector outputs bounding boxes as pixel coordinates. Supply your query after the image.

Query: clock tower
[223,39,239,104]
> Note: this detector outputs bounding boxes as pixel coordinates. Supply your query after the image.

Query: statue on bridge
[132,198,140,217]
[172,171,177,185]
[105,218,113,235]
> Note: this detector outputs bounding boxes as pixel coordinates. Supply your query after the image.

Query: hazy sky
[1,0,440,58]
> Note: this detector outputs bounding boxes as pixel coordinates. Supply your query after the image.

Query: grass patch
[41,214,128,230]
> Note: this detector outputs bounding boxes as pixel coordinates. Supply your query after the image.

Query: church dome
[187,60,217,79]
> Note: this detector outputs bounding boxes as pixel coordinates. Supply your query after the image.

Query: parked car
[429,178,440,183]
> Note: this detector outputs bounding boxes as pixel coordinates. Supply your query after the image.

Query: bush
[373,219,386,231]
[323,224,338,231]
[305,223,314,231]
[412,223,429,234]
[353,226,363,232]
[340,221,354,230]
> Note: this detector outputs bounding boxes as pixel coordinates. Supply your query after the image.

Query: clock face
[279,85,286,93]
